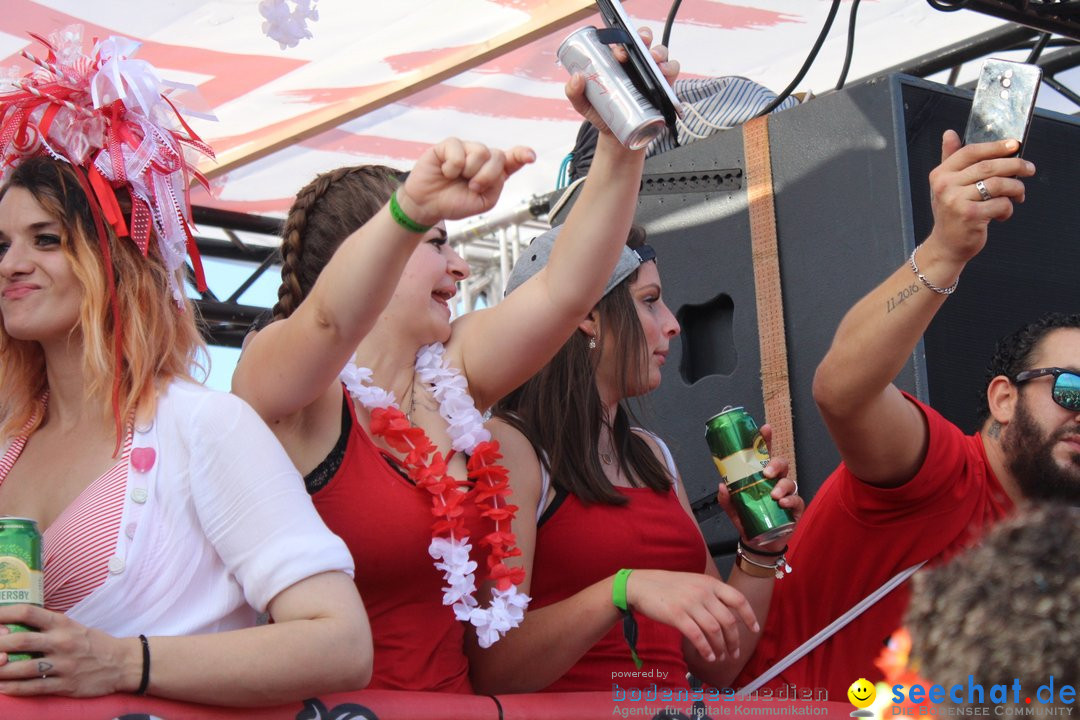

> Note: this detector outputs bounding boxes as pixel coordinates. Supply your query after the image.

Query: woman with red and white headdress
[0,28,371,704]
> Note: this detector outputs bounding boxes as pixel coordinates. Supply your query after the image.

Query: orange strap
[742,115,796,484]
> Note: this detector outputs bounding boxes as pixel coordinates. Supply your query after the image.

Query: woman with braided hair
[270,164,403,323]
[232,30,679,692]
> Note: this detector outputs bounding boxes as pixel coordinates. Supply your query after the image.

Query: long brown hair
[493,228,672,505]
[0,156,203,442]
[272,165,402,320]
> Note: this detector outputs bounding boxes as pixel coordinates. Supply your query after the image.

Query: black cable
[1043,74,1080,109]
[835,0,863,90]
[1030,1,1080,16]
[755,0,843,117]
[662,0,683,48]
[925,0,971,12]
[1026,32,1053,63]
[1008,37,1080,50]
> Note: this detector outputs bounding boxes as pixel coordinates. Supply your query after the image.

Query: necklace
[599,433,615,465]
[403,371,418,422]
[340,342,530,648]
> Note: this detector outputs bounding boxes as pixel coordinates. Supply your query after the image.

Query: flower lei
[340,342,530,648]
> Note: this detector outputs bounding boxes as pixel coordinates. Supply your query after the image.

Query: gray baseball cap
[504,225,656,297]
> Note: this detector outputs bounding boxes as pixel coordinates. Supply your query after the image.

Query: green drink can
[0,517,43,661]
[705,407,795,544]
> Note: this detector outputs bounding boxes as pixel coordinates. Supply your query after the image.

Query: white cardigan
[57,380,354,637]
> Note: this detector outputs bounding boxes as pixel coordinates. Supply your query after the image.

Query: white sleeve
[186,391,354,613]
[634,428,681,493]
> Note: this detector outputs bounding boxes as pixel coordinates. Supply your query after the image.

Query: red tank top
[529,485,708,691]
[312,392,474,693]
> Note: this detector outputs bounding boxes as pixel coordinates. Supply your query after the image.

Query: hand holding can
[0,517,43,661]
[705,408,796,544]
[558,26,667,150]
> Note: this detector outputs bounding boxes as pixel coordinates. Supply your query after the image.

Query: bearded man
[734,130,1079,699]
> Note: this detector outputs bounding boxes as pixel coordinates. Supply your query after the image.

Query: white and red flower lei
[340,342,530,647]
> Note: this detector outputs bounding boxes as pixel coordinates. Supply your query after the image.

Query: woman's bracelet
[389,189,434,233]
[735,543,793,580]
[738,543,788,558]
[612,569,643,669]
[135,634,151,696]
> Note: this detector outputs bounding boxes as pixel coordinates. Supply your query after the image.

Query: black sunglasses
[1013,367,1080,412]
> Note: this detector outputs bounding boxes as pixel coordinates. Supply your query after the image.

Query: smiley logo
[847,678,876,708]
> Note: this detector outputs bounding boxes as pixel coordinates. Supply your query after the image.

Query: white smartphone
[963,59,1042,156]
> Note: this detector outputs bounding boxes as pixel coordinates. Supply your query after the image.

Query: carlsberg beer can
[705,408,794,543]
[557,26,666,150]
[0,517,43,661]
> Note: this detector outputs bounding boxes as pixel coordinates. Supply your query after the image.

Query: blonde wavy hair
[0,157,204,446]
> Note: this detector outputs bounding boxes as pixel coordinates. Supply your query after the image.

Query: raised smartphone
[594,0,682,129]
[963,59,1042,155]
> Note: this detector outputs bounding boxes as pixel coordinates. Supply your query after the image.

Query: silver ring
[792,480,799,496]
[975,180,993,201]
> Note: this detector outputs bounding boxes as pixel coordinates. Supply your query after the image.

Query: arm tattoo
[886,282,920,314]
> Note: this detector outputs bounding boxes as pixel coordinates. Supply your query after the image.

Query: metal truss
[929,0,1080,41]
[192,12,1080,349]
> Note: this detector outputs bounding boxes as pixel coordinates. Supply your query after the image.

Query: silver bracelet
[909,245,958,295]
[736,544,793,580]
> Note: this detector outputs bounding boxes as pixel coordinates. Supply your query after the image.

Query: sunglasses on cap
[1013,367,1080,412]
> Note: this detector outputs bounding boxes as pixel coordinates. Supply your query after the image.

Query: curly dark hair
[975,312,1080,426]
[905,503,1080,691]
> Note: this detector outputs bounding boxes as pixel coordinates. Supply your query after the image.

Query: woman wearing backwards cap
[471,227,804,693]
[231,28,679,693]
[0,30,369,704]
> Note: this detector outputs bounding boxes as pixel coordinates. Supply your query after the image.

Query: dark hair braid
[272,164,403,320]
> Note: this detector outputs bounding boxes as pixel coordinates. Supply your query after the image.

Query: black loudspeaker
[552,73,1080,555]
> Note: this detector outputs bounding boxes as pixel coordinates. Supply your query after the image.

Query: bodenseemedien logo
[886,676,1076,716]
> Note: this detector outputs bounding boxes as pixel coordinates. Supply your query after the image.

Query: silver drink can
[557,26,666,150]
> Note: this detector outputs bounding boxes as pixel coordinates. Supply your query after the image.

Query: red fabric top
[312,393,475,693]
[529,484,708,692]
[735,395,1014,700]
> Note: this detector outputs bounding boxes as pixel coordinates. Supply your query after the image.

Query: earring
[588,336,597,350]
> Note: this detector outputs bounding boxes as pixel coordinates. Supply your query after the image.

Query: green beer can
[0,517,43,661]
[705,407,794,544]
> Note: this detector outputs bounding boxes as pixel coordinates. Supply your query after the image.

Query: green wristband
[389,189,433,233]
[612,568,633,612]
[612,569,642,669]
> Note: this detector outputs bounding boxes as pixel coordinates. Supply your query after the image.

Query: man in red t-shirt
[735,131,1080,700]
